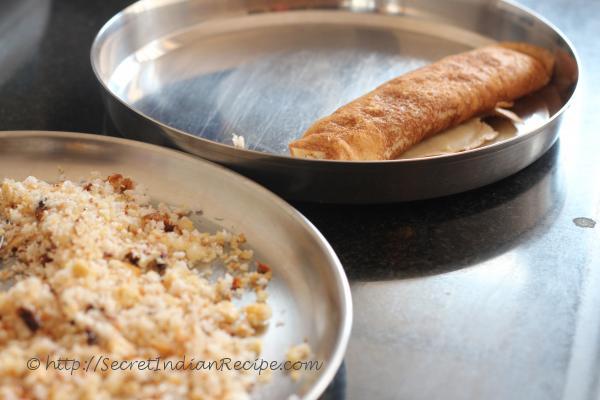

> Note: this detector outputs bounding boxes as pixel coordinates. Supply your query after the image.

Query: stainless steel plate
[0,131,352,400]
[91,0,579,203]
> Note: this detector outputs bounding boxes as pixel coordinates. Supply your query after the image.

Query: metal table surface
[0,1,598,399]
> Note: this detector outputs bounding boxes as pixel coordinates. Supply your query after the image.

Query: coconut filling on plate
[0,174,281,399]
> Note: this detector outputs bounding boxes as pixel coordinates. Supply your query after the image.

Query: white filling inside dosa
[398,103,550,159]
[398,118,499,159]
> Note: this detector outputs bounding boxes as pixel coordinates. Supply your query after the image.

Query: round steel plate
[0,131,352,400]
[91,0,579,203]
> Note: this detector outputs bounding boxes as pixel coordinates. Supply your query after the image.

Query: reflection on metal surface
[0,0,51,86]
[91,0,578,203]
[0,131,352,400]
[337,134,584,399]
[298,140,564,281]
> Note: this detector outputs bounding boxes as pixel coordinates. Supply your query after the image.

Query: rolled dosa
[289,42,554,160]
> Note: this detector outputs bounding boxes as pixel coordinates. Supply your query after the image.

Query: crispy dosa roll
[289,42,555,160]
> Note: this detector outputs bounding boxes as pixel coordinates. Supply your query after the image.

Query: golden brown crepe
[289,42,555,160]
